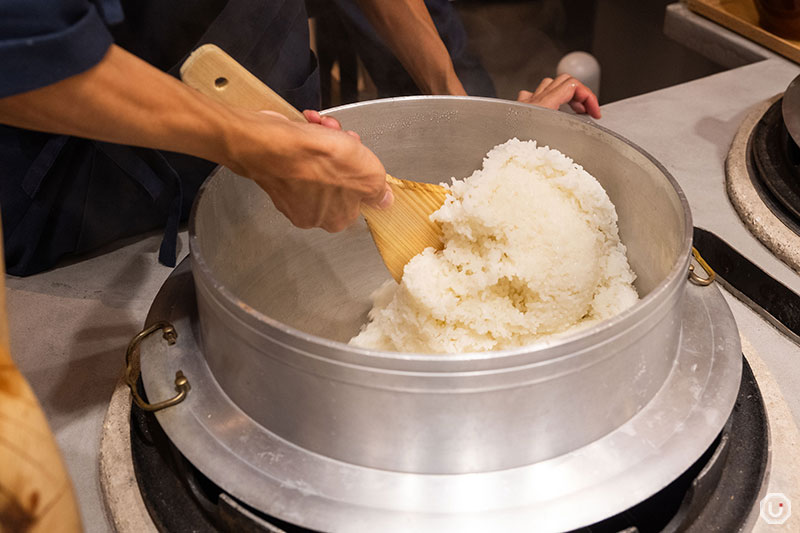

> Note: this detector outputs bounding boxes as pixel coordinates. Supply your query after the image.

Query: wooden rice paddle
[180,44,447,282]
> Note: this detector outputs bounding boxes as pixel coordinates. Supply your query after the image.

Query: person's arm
[355,0,467,96]
[353,0,600,118]
[0,45,391,231]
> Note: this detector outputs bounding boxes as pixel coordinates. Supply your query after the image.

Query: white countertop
[601,58,800,424]
[7,58,800,531]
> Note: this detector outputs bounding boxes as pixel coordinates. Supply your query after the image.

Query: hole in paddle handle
[214,77,228,89]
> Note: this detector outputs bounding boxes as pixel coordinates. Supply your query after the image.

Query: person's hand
[224,109,393,232]
[517,74,601,119]
[302,109,360,140]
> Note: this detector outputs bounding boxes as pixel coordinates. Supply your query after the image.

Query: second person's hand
[517,73,601,119]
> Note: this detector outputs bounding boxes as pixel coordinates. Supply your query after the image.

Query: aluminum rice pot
[189,97,692,474]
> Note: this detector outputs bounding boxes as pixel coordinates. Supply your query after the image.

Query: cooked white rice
[349,138,639,354]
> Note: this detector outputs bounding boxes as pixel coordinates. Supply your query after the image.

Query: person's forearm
[356,0,466,96]
[0,43,391,233]
[0,45,249,168]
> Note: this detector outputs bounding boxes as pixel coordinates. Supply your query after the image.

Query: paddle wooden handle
[180,45,447,283]
[181,44,309,122]
[0,229,82,531]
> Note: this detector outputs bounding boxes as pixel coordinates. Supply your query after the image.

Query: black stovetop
[750,97,800,233]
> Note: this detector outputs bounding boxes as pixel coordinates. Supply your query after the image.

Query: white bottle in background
[557,51,601,99]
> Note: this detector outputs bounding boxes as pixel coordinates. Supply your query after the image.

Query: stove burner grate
[130,357,767,533]
[749,97,800,231]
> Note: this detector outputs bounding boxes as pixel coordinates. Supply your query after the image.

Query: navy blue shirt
[0,0,319,275]
[0,0,122,98]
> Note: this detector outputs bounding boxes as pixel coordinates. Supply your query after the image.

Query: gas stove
[96,265,782,533]
[94,249,740,533]
[124,350,768,532]
[727,94,800,273]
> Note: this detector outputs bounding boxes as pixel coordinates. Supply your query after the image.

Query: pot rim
[188,96,693,363]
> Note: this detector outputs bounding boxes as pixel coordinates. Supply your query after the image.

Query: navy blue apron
[1,0,319,276]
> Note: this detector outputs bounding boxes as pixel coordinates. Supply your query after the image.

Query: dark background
[454,0,722,103]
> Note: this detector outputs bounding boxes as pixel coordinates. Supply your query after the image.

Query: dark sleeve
[0,0,115,98]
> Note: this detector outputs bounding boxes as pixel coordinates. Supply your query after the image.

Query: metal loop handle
[125,321,189,412]
[688,247,716,286]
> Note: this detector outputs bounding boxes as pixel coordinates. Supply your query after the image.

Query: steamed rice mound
[350,138,639,354]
